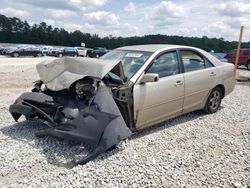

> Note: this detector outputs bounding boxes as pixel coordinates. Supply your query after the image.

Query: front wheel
[204,87,222,114]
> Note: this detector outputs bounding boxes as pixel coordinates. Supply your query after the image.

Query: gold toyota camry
[9,45,236,164]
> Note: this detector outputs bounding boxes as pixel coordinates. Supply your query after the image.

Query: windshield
[100,50,153,79]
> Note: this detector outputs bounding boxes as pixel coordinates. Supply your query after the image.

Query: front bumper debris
[9,85,131,165]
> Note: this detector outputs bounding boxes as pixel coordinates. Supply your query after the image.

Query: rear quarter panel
[216,63,236,96]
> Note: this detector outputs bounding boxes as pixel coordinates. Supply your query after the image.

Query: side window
[147,51,179,78]
[243,50,250,55]
[181,50,205,72]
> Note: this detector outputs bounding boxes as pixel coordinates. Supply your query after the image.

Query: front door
[133,51,184,129]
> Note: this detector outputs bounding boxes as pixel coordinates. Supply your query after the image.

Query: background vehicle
[8,47,43,57]
[75,47,87,57]
[55,47,79,57]
[211,53,228,62]
[0,46,5,55]
[226,49,250,70]
[41,46,53,56]
[48,47,62,56]
[87,47,108,58]
[2,47,17,55]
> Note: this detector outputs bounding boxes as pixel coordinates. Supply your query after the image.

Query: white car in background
[75,47,87,57]
[41,46,53,56]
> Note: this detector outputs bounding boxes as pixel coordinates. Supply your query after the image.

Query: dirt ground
[0,57,53,111]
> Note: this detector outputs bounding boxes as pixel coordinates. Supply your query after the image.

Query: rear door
[180,50,216,112]
[133,50,184,129]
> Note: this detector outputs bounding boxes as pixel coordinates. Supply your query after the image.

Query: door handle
[210,72,216,77]
[175,80,183,87]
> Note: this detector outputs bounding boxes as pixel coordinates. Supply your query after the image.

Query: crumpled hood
[36,57,120,91]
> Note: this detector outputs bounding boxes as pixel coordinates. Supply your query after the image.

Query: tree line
[0,14,249,52]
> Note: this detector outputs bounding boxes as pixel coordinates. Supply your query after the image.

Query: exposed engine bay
[9,57,133,165]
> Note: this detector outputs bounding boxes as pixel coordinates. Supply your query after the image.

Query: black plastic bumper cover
[9,86,131,165]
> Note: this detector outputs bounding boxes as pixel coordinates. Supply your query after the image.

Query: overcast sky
[0,0,249,41]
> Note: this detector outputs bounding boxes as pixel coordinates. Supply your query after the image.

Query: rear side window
[243,50,250,55]
[204,59,214,68]
[181,51,205,72]
[180,50,214,72]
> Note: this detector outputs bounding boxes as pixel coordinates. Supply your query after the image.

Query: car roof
[116,44,194,52]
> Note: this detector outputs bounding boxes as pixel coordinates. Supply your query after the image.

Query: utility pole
[235,26,244,71]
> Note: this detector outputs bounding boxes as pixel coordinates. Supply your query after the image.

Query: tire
[95,54,99,58]
[246,61,250,70]
[204,87,222,114]
[13,52,19,57]
[58,54,63,57]
[37,53,42,57]
[74,54,78,57]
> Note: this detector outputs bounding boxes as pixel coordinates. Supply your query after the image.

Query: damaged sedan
[9,45,236,164]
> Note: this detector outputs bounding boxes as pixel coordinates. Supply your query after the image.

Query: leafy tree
[0,14,249,52]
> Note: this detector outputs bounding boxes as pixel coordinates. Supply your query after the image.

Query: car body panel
[36,57,122,91]
[182,67,217,112]
[133,73,184,129]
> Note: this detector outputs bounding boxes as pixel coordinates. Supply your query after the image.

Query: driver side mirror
[140,73,159,84]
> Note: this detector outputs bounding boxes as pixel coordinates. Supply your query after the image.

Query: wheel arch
[215,84,225,99]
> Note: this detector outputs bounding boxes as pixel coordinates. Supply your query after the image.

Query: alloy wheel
[209,90,221,111]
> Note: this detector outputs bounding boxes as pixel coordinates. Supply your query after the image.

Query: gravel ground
[0,56,249,187]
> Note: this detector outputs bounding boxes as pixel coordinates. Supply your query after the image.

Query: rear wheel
[204,87,222,114]
[13,52,19,57]
[37,53,42,57]
[95,54,99,58]
[58,53,63,57]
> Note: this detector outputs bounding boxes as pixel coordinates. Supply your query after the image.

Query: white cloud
[43,19,55,25]
[150,1,185,26]
[84,11,119,25]
[64,23,83,31]
[0,8,30,17]
[8,0,108,10]
[45,9,77,20]
[227,17,250,29]
[215,2,250,17]
[124,2,136,13]
[0,0,250,41]
[88,0,107,6]
[152,1,184,19]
